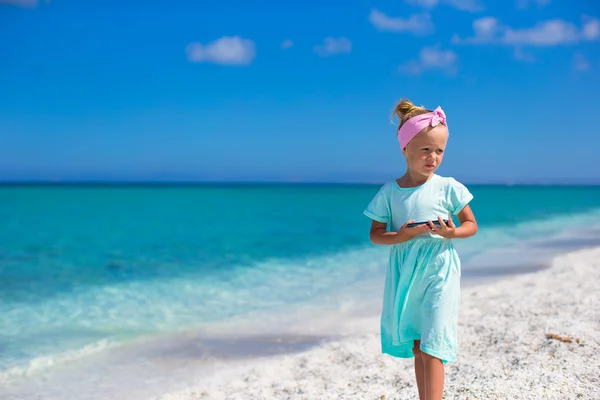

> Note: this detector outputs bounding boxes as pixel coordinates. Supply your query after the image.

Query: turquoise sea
[1,182,600,399]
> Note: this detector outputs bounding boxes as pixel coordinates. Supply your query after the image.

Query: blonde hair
[392,98,432,128]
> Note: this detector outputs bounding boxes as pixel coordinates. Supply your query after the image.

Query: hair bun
[392,98,430,127]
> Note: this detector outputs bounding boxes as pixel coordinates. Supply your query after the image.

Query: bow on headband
[397,106,448,149]
[429,107,446,127]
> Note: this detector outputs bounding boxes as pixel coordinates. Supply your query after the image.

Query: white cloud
[504,20,579,46]
[405,0,483,12]
[400,46,458,75]
[0,0,38,7]
[513,47,535,63]
[281,40,293,49]
[572,53,590,71]
[582,16,600,40]
[451,17,499,44]
[369,9,434,35]
[314,37,352,56]
[405,0,438,6]
[517,0,551,8]
[454,15,600,46]
[473,16,500,39]
[186,36,255,66]
[445,0,483,12]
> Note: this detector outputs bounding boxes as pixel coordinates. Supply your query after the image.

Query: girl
[363,99,478,400]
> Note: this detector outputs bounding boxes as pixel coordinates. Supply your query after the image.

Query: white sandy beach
[157,246,600,400]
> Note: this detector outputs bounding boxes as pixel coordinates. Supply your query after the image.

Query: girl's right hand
[397,220,430,242]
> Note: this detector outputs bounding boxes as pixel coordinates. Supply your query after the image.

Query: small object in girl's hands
[407,219,449,228]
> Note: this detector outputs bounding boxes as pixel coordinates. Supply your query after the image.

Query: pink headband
[397,106,448,149]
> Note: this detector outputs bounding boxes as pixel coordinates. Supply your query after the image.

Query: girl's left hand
[428,217,456,238]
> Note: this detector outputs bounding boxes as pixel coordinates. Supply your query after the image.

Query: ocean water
[1,182,600,398]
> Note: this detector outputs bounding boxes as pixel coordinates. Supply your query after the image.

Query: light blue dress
[363,174,474,364]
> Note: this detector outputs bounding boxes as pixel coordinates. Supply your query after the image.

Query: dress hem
[381,342,455,365]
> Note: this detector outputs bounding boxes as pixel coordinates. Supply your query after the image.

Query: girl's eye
[437,149,444,154]
[421,148,429,152]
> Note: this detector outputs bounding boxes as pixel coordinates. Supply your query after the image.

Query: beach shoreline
[157,245,600,400]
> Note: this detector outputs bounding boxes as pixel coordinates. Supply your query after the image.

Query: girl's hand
[397,220,430,242]
[428,216,456,238]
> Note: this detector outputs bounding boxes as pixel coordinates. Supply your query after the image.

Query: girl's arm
[429,205,478,239]
[369,220,431,245]
[452,204,478,238]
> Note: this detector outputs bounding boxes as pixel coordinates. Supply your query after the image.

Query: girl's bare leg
[413,340,426,400]
[422,351,445,400]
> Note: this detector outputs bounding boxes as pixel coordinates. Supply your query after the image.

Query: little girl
[363,99,478,400]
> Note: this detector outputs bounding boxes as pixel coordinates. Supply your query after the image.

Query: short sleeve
[447,178,474,215]
[363,184,391,223]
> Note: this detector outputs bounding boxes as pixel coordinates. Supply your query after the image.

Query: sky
[1,0,599,184]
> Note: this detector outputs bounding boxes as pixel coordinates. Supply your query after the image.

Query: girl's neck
[396,171,435,188]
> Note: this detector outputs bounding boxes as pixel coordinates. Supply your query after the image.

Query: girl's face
[402,125,449,177]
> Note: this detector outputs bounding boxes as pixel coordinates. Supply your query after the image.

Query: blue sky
[1,0,599,183]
